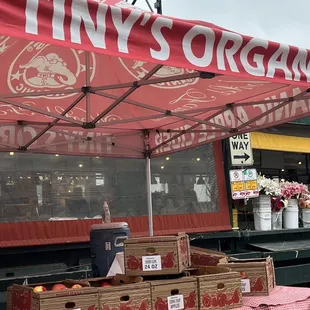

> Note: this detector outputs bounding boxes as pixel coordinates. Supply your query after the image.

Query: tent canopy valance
[0,0,309,159]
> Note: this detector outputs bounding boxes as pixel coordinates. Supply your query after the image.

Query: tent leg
[146,156,154,236]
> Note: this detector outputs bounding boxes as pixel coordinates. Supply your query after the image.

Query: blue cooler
[90,222,129,277]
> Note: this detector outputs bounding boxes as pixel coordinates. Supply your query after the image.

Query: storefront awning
[252,132,310,154]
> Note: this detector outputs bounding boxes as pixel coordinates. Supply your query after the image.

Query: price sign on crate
[167,295,184,310]
[241,279,251,293]
[142,255,162,271]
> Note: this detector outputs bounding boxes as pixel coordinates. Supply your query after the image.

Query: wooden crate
[11,280,98,310]
[218,257,275,296]
[190,247,228,267]
[191,266,242,310]
[151,277,198,310]
[124,233,190,276]
[6,286,12,310]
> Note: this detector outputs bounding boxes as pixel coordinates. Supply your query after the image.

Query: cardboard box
[85,274,151,310]
[98,282,151,310]
[11,280,98,310]
[124,233,191,276]
[191,266,242,310]
[191,247,228,267]
[218,257,275,296]
[85,274,143,287]
[151,277,198,310]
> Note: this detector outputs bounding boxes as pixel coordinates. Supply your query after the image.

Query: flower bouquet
[257,175,281,196]
[255,175,281,207]
[271,197,286,212]
[280,181,308,200]
[280,181,309,229]
[271,196,286,230]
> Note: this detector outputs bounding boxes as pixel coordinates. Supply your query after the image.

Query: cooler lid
[91,222,129,231]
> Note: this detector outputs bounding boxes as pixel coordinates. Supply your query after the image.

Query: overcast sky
[134,0,310,49]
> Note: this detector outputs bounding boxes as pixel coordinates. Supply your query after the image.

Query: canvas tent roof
[0,0,310,159]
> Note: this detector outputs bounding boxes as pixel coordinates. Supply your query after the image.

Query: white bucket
[253,195,271,209]
[271,209,283,230]
[253,206,271,231]
[301,208,310,228]
[283,199,299,229]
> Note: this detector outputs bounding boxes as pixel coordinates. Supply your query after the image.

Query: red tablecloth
[237,286,310,309]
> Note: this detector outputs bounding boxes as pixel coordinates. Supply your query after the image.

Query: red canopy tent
[0,0,310,238]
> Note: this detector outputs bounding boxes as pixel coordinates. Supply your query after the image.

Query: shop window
[151,143,219,215]
[0,144,219,223]
[237,149,310,229]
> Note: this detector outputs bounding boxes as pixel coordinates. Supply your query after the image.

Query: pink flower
[280,181,309,199]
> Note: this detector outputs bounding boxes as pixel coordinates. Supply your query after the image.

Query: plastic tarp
[0,0,309,158]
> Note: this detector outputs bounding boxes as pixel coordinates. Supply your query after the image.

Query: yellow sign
[231,181,244,192]
[245,180,258,190]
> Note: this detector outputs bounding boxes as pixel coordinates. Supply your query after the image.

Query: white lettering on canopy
[25,0,39,35]
[110,6,142,53]
[52,0,65,41]
[182,25,215,67]
[0,126,115,155]
[267,44,292,80]
[292,49,310,82]
[71,0,108,49]
[150,17,173,61]
[216,31,243,72]
[240,38,268,76]
[154,87,310,154]
[22,0,310,84]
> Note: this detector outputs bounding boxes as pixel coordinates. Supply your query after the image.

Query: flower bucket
[271,209,283,230]
[283,199,299,229]
[301,208,310,228]
[253,195,271,209]
[253,206,271,231]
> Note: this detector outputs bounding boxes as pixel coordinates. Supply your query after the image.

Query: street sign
[229,133,254,166]
[229,168,259,200]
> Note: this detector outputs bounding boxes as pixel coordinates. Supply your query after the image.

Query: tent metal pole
[0,97,83,125]
[150,106,228,152]
[85,51,91,122]
[236,90,309,131]
[91,64,162,125]
[146,155,154,236]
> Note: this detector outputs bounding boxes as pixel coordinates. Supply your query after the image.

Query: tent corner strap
[82,122,96,129]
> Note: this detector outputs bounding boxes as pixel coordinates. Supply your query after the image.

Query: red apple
[52,284,67,291]
[240,272,247,279]
[72,284,82,289]
[100,281,112,288]
[33,286,47,293]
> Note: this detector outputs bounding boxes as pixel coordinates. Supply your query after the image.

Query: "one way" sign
[229,133,254,166]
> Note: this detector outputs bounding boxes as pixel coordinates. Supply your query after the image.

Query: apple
[33,286,47,293]
[100,281,112,288]
[52,284,67,291]
[240,272,247,279]
[72,284,82,289]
